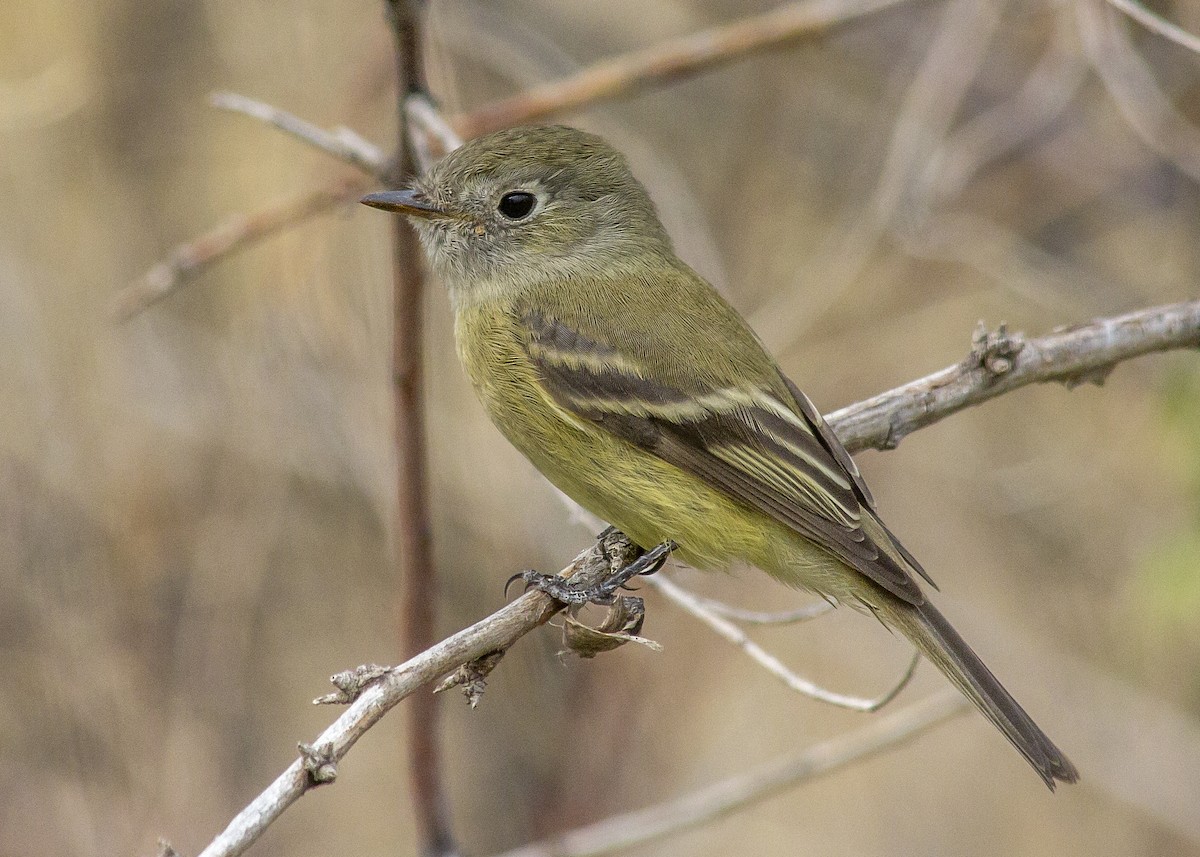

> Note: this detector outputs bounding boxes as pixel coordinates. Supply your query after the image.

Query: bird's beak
[360,189,445,218]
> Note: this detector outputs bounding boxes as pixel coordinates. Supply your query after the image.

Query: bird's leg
[513,535,677,605]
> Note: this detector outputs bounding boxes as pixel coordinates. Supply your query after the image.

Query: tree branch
[649,574,920,712]
[381,2,456,855]
[827,301,1200,452]
[111,178,367,321]
[448,0,921,140]
[487,689,967,857]
[185,299,1199,857]
[210,91,387,175]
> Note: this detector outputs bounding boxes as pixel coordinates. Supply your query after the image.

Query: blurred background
[3,0,1200,855]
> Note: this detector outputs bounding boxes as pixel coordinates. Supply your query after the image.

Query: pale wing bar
[525,313,926,604]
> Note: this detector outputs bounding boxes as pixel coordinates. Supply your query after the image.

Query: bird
[361,124,1078,790]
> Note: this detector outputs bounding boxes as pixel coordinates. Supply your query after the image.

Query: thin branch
[1103,0,1200,56]
[826,300,1200,453]
[650,574,919,712]
[111,178,367,321]
[383,3,455,855]
[488,689,968,857]
[687,595,834,625]
[448,0,921,140]
[117,89,395,322]
[186,300,1200,857]
[210,91,387,176]
[406,93,461,172]
[196,541,619,857]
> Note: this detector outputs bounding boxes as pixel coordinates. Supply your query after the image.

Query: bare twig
[196,540,621,857]
[1103,0,1200,56]
[406,93,461,172]
[197,594,558,857]
[210,91,387,175]
[382,2,456,855]
[686,595,834,625]
[186,300,1200,857]
[448,0,921,140]
[112,178,367,321]
[489,689,968,857]
[118,89,394,322]
[827,300,1200,452]
[650,575,920,711]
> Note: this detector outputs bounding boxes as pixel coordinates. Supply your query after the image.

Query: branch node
[881,417,904,450]
[314,663,392,705]
[434,650,506,708]
[970,321,1025,377]
[298,741,338,786]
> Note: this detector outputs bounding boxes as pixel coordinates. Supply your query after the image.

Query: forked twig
[649,574,920,712]
[183,299,1200,857]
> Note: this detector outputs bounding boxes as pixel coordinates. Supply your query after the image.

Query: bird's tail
[886,598,1079,790]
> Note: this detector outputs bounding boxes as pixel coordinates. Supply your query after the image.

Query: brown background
[3,1,1200,855]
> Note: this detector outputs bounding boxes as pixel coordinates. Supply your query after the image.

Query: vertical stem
[384,2,455,855]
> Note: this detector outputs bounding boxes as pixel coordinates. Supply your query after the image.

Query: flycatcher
[362,125,1077,789]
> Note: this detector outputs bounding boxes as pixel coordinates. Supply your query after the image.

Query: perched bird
[362,125,1078,789]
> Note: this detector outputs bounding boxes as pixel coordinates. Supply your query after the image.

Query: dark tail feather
[889,598,1078,790]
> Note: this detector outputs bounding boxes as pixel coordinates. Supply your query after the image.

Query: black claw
[504,571,532,598]
[515,539,677,607]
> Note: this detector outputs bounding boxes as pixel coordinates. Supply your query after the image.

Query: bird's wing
[522,310,931,605]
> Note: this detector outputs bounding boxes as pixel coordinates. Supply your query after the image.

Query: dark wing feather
[525,312,927,604]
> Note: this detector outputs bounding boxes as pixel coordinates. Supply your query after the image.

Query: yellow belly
[452,299,848,590]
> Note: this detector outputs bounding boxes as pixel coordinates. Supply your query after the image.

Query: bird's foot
[509,537,677,605]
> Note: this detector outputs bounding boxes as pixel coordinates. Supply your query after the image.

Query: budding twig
[828,301,1200,452]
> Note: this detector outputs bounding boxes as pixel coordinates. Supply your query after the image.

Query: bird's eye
[497,191,537,220]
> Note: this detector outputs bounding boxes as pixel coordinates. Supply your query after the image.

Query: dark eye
[497,191,537,220]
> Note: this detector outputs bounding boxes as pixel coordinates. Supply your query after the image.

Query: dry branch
[448,0,920,139]
[189,299,1200,857]
[650,574,920,711]
[112,179,367,321]
[488,689,967,857]
[210,91,387,175]
[828,301,1200,452]
[381,3,453,854]
[116,94,388,322]
[119,0,920,322]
